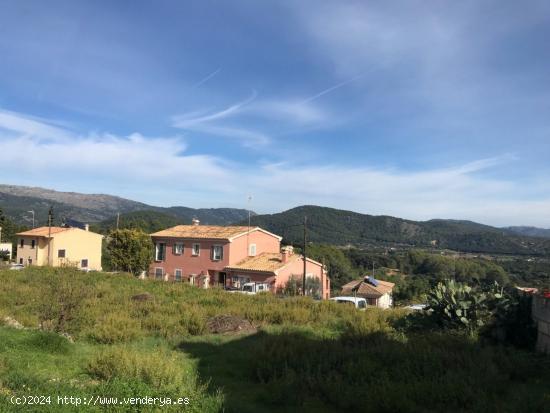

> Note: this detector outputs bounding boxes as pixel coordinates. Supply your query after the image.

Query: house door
[218,272,227,286]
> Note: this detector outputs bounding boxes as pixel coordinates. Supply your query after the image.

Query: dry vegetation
[0,267,548,412]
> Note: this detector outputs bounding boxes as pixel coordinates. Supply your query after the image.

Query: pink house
[148,223,330,299]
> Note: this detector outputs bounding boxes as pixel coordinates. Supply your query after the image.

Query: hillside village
[7,219,336,300]
[0,224,549,412]
[2,206,549,349]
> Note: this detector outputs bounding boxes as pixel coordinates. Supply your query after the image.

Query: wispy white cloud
[172,91,331,147]
[192,67,221,89]
[301,73,365,104]
[2,109,548,227]
[0,109,236,193]
[172,91,257,128]
[0,109,75,140]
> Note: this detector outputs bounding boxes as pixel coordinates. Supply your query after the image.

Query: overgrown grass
[0,267,549,412]
[0,267,377,341]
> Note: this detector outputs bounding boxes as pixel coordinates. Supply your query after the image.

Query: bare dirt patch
[206,315,257,335]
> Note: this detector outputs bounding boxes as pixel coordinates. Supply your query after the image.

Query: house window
[81,259,88,268]
[249,243,256,256]
[19,258,23,264]
[173,243,184,255]
[31,240,36,249]
[155,243,166,261]
[20,239,24,248]
[58,249,66,258]
[154,267,164,279]
[175,269,182,281]
[192,243,200,256]
[211,245,223,261]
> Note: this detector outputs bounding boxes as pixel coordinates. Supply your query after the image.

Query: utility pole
[116,212,120,230]
[302,216,307,296]
[27,210,35,228]
[372,261,375,278]
[46,207,53,266]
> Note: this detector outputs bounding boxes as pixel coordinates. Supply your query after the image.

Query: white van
[330,296,367,309]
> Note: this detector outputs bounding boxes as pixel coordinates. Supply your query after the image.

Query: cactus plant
[425,279,506,335]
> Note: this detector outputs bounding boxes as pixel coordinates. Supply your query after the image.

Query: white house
[341,276,395,309]
[0,226,13,261]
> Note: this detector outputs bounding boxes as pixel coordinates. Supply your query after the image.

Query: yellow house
[16,226,103,271]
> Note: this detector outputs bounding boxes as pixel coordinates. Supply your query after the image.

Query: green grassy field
[0,268,549,412]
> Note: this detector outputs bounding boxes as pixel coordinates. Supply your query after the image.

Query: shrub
[87,346,224,412]
[37,269,90,334]
[87,347,187,390]
[89,313,142,344]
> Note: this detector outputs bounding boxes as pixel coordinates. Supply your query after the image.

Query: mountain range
[244,205,550,256]
[1,184,549,256]
[503,226,550,239]
[0,185,252,227]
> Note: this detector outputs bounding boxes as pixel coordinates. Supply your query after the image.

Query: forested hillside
[505,226,550,239]
[306,245,518,299]
[91,210,185,234]
[247,205,550,256]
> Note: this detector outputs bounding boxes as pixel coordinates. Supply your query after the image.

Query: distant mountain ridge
[2,184,548,256]
[244,205,550,256]
[0,184,252,227]
[504,226,550,239]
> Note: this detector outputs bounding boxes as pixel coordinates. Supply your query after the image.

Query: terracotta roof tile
[150,225,260,240]
[16,227,71,237]
[341,278,395,298]
[225,252,301,273]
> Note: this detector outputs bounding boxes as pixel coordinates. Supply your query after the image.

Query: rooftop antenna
[247,195,252,254]
[27,210,35,228]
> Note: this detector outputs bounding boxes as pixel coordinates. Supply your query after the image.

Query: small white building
[0,242,12,261]
[0,226,13,261]
[341,276,395,309]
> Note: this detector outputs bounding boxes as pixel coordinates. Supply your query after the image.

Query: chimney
[84,224,89,231]
[281,245,293,263]
[192,218,200,226]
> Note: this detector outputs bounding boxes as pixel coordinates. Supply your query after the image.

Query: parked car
[405,304,428,311]
[228,282,270,295]
[330,296,367,309]
[9,264,24,271]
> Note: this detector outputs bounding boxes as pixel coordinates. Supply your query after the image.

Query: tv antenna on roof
[247,195,253,252]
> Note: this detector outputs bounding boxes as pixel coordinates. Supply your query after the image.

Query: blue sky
[1,0,549,227]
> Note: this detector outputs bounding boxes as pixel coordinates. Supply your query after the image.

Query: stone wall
[532,295,550,354]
